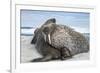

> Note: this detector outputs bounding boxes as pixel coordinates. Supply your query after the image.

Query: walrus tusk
[42,32,51,44]
[48,34,51,44]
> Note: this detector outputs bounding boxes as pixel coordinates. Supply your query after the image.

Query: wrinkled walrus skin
[40,18,89,56]
[31,18,89,61]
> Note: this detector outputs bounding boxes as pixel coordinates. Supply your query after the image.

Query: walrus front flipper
[30,55,52,62]
[61,48,72,60]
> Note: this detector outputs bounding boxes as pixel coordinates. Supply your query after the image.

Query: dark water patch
[21,27,33,29]
[21,34,33,36]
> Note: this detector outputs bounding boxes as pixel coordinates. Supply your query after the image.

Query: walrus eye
[45,31,48,34]
[43,27,49,34]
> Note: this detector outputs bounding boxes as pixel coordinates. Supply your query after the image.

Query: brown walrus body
[31,18,89,62]
[48,24,89,56]
[39,18,89,57]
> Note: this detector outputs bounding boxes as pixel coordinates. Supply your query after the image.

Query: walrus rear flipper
[30,55,52,62]
[61,47,72,60]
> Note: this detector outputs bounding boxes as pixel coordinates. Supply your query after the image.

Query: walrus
[39,18,89,59]
[31,19,72,61]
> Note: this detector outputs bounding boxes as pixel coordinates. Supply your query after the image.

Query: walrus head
[41,18,56,44]
[31,18,56,45]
